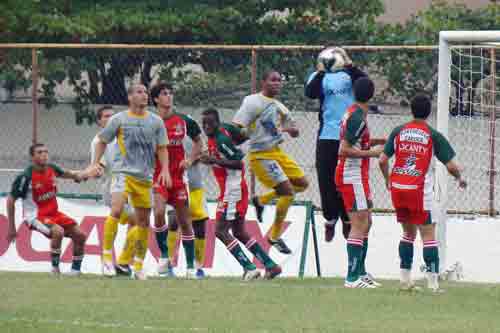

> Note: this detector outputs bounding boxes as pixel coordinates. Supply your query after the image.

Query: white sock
[400,268,412,284]
[426,272,439,289]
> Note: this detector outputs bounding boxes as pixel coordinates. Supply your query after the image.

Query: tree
[371,0,499,113]
[0,0,384,116]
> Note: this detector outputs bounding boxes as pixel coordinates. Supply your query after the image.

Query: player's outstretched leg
[232,219,281,280]
[215,219,260,281]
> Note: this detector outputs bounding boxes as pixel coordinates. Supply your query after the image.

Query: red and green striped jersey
[10,164,64,221]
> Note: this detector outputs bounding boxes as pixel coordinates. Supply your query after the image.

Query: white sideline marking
[2,317,282,332]
[2,317,209,331]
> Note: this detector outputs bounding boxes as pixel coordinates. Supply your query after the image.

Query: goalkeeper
[305,47,367,242]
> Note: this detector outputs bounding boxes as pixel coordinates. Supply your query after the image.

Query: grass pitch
[1,272,499,333]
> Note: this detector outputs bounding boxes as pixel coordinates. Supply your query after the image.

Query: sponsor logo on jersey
[399,143,428,154]
[37,191,56,202]
[400,128,430,144]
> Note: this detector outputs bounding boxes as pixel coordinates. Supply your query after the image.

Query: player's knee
[73,229,87,245]
[154,212,166,228]
[192,219,206,238]
[275,181,294,196]
[50,226,64,241]
[292,177,309,192]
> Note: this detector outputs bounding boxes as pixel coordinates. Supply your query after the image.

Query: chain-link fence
[0,44,498,214]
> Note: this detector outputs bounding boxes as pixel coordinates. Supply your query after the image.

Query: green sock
[359,237,368,276]
[51,248,61,268]
[227,240,256,271]
[182,235,195,269]
[399,236,414,270]
[346,238,363,282]
[246,238,276,269]
[154,227,169,259]
[423,241,439,273]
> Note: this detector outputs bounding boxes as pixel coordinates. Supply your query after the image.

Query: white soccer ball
[317,47,346,72]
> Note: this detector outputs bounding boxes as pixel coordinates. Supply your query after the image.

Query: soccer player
[150,82,201,279]
[201,108,282,280]
[91,106,138,277]
[335,77,385,288]
[233,70,309,254]
[305,47,367,242]
[88,83,171,280]
[6,143,95,275]
[379,95,466,292]
[164,139,209,278]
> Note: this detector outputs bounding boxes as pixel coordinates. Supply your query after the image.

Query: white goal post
[437,31,500,272]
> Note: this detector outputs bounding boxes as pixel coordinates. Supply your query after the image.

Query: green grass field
[1,272,499,333]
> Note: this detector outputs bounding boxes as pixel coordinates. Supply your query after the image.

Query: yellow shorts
[249,147,305,189]
[189,188,208,222]
[111,174,153,209]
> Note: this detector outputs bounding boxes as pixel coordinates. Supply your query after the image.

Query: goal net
[437,31,500,271]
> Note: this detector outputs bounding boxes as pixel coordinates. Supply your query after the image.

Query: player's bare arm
[446,159,467,189]
[339,139,383,158]
[200,151,243,170]
[282,121,300,138]
[370,137,387,146]
[378,152,391,190]
[181,135,203,169]
[156,145,172,188]
[6,195,17,243]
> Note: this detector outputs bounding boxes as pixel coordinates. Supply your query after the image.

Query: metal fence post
[31,48,39,144]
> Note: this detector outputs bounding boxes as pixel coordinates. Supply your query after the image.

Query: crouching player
[335,78,385,288]
[6,143,98,275]
[379,95,466,292]
[201,108,282,280]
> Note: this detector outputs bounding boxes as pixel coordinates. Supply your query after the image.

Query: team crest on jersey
[393,154,422,177]
[33,182,43,189]
[174,123,184,136]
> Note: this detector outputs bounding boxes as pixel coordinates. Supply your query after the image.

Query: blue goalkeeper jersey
[305,66,366,141]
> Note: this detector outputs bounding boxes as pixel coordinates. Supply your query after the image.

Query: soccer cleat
[399,282,422,292]
[195,268,206,279]
[268,238,292,254]
[264,265,282,280]
[324,223,336,242]
[344,278,377,289]
[242,269,261,281]
[186,269,197,279]
[361,273,382,287]
[252,197,265,223]
[131,269,147,280]
[102,260,116,277]
[157,258,170,276]
[426,272,444,294]
[64,269,82,277]
[115,264,132,277]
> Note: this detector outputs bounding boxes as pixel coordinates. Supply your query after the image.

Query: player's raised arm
[183,114,203,168]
